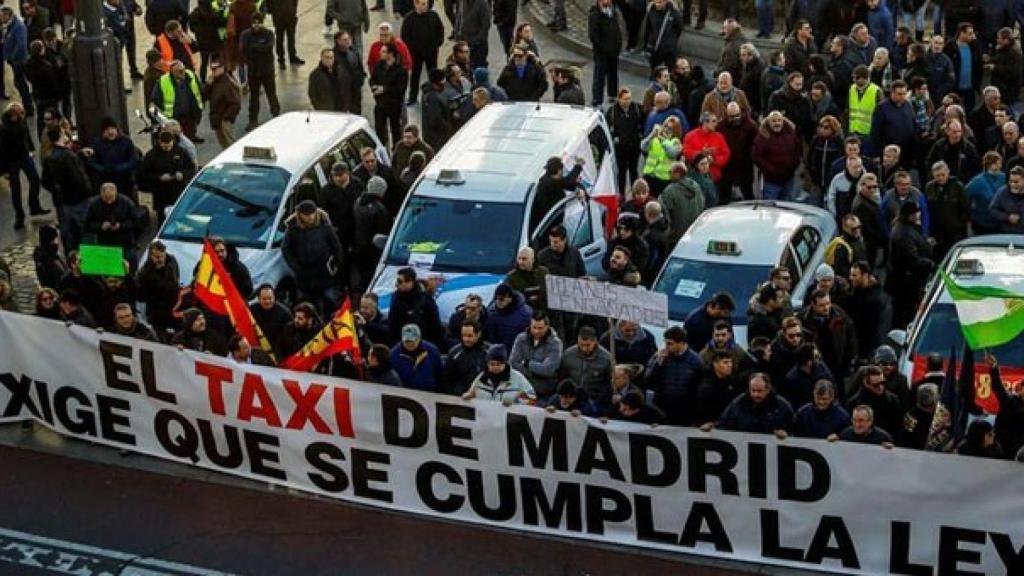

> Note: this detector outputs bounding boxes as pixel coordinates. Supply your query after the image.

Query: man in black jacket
[42,127,94,251]
[241,13,280,131]
[138,131,196,224]
[318,162,364,290]
[370,43,408,150]
[400,0,444,105]
[308,48,342,111]
[334,30,366,113]
[250,284,294,358]
[443,321,490,395]
[387,266,444,345]
[282,200,345,314]
[84,182,138,259]
[497,47,548,102]
[529,156,583,233]
[353,176,392,291]
[588,0,622,108]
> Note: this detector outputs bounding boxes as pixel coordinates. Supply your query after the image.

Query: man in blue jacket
[715,372,794,436]
[646,325,703,426]
[1,7,32,115]
[391,323,444,392]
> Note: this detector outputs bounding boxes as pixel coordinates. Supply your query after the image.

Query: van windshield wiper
[193,181,274,216]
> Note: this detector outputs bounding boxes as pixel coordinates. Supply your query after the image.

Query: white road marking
[0,527,236,576]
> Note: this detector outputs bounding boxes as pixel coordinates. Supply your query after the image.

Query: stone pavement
[524,0,788,75]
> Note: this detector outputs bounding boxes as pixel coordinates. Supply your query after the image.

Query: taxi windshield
[911,302,1024,361]
[654,257,772,321]
[160,163,287,248]
[385,196,523,273]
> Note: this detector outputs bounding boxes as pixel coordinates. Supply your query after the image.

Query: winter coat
[309,64,343,111]
[782,361,834,411]
[809,136,844,191]
[793,402,851,439]
[720,391,794,433]
[204,72,242,126]
[751,118,802,184]
[371,59,408,112]
[588,4,622,57]
[990,43,1022,105]
[926,51,956,101]
[544,385,599,416]
[170,327,228,355]
[144,0,187,36]
[138,144,196,203]
[84,193,137,250]
[468,366,537,404]
[846,387,904,439]
[682,128,730,182]
[497,59,548,102]
[766,87,814,141]
[319,179,364,249]
[601,325,658,369]
[944,40,983,94]
[717,26,746,80]
[989,187,1024,234]
[719,115,757,182]
[267,0,298,24]
[135,255,180,331]
[606,101,643,151]
[485,291,533,351]
[89,134,138,195]
[695,372,743,425]
[870,98,917,154]
[554,81,585,105]
[846,279,892,357]
[401,9,444,58]
[456,0,491,45]
[388,282,445,345]
[240,27,276,76]
[390,341,444,392]
[965,171,1003,230]
[658,177,704,245]
[33,244,67,291]
[866,3,894,49]
[559,344,613,403]
[281,210,344,293]
[783,36,815,76]
[924,178,969,248]
[249,301,293,357]
[189,2,226,53]
[326,0,369,30]
[43,146,94,206]
[443,341,489,396]
[880,187,930,236]
[643,4,681,56]
[645,348,703,424]
[797,305,859,382]
[926,138,980,183]
[509,328,563,398]
[420,83,451,150]
[353,191,392,252]
[738,57,766,114]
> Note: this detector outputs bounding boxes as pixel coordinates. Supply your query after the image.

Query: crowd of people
[0,0,1022,463]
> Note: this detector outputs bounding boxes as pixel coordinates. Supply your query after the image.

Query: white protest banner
[545,275,669,327]
[0,311,1021,575]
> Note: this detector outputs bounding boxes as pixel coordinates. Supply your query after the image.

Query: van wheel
[277,279,299,307]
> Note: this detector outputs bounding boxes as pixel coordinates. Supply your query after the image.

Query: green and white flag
[940,271,1024,349]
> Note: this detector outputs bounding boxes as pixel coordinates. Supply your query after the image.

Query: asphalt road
[0,444,761,576]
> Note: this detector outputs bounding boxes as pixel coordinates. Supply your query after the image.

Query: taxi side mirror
[372,234,388,251]
[886,329,907,353]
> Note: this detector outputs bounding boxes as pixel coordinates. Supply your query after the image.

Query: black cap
[297,200,317,215]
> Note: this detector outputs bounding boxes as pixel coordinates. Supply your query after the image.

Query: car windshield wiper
[192,181,274,216]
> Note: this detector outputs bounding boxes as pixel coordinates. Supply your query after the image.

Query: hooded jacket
[281,209,344,293]
[468,364,536,404]
[751,117,802,184]
[720,391,794,433]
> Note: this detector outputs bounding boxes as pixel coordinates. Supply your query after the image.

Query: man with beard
[171,308,228,354]
[846,261,891,361]
[276,303,322,359]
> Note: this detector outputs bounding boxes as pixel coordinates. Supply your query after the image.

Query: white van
[149,112,388,299]
[368,102,618,318]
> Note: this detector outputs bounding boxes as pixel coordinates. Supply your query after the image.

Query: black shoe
[130,69,144,80]
[193,136,205,144]
[290,57,306,65]
[279,60,286,70]
[13,216,24,230]
[29,207,50,217]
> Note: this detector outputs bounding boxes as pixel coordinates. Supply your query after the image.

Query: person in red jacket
[682,111,730,182]
[366,22,412,73]
[752,111,804,201]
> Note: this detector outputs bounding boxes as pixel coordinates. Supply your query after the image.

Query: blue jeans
[756,0,773,36]
[761,176,798,201]
[902,4,926,33]
[592,54,618,106]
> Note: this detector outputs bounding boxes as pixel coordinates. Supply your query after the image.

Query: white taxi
[650,201,836,344]
[149,112,388,299]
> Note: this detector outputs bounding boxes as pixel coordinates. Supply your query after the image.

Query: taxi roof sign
[243,146,276,162]
[953,258,984,276]
[436,169,465,185]
[707,240,741,256]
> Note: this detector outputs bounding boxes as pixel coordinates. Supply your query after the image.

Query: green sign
[79,245,126,277]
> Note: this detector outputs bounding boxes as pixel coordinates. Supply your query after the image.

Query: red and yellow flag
[281,298,362,374]
[194,239,276,362]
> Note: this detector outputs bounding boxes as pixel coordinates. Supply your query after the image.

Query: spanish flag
[194,239,276,362]
[281,298,362,374]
